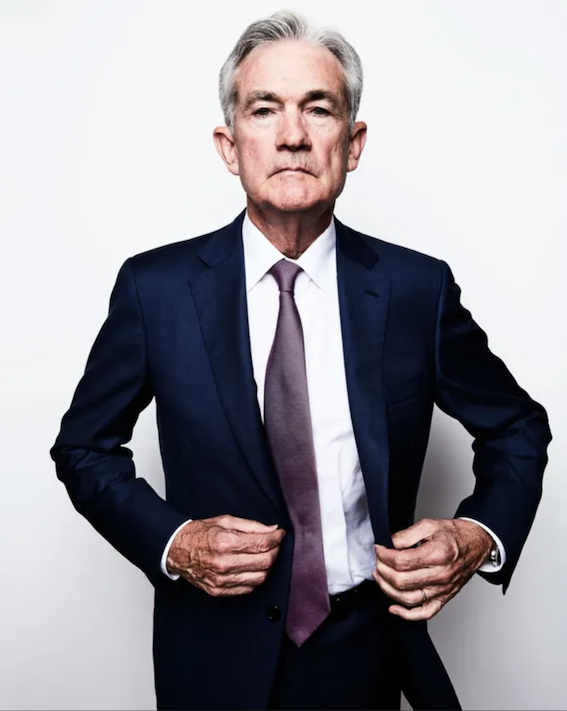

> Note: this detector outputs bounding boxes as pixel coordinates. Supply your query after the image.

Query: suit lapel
[188,214,285,517]
[336,220,393,545]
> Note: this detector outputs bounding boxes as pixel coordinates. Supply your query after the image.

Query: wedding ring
[420,588,427,604]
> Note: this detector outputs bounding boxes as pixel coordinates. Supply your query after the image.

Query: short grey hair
[219,10,363,131]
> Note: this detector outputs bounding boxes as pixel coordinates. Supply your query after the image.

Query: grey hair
[219,10,363,131]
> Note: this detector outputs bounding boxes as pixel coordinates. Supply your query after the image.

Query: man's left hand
[373,518,493,621]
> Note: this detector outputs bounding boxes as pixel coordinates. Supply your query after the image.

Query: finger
[208,570,269,589]
[202,584,257,597]
[375,539,449,571]
[373,569,437,609]
[208,549,280,575]
[388,597,444,621]
[222,528,286,555]
[214,515,281,533]
[375,559,452,591]
[390,518,440,550]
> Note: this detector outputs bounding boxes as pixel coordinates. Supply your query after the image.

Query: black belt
[329,579,385,617]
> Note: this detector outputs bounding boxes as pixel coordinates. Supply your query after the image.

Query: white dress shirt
[161,214,505,589]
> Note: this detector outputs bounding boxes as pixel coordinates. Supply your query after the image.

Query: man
[51,10,551,711]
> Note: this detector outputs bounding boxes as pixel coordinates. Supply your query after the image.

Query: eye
[310,107,331,116]
[253,107,273,117]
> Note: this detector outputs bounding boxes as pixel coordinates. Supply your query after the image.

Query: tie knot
[269,259,303,294]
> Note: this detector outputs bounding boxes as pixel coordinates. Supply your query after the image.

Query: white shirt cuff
[458,517,506,573]
[160,519,193,580]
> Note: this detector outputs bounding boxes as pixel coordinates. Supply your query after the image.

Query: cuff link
[488,542,500,566]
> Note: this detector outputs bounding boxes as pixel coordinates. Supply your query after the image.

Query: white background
[1,1,566,709]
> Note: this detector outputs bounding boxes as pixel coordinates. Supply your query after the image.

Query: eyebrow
[303,90,342,112]
[241,89,343,114]
[242,91,279,112]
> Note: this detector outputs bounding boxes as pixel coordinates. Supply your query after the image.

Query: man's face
[215,39,366,214]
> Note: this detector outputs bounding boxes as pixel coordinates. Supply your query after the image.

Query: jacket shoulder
[339,221,450,282]
[127,227,225,273]
[124,211,245,277]
[355,227,444,269]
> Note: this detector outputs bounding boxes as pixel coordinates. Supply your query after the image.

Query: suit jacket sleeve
[434,261,551,591]
[50,259,190,586]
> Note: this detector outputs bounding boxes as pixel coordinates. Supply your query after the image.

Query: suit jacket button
[266,605,281,621]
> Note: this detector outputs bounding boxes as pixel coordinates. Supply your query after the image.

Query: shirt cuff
[160,519,193,580]
[458,517,506,573]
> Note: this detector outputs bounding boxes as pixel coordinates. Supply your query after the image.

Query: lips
[276,167,311,174]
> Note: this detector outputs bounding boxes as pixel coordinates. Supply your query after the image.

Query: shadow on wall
[416,407,475,522]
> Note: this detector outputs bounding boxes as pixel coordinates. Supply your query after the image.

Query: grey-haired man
[52,11,550,710]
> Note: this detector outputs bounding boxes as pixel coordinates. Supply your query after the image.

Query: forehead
[235,39,345,102]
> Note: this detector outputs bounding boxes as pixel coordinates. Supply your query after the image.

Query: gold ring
[420,588,427,604]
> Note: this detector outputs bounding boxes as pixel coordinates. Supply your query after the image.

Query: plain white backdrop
[1,1,566,709]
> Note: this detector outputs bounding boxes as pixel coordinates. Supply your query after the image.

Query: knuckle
[258,536,273,552]
[202,571,218,587]
[215,531,235,554]
[206,586,222,597]
[213,558,229,574]
[393,572,408,590]
[389,556,402,571]
[255,539,269,553]
[394,554,411,572]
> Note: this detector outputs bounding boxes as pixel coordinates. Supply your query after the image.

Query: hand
[373,518,493,621]
[166,515,286,597]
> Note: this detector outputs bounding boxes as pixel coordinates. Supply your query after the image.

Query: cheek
[321,142,349,180]
[317,130,348,165]
[238,139,267,179]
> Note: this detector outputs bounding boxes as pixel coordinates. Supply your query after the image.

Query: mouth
[275,167,312,175]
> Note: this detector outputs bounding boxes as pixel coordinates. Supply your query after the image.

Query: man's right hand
[166,515,286,596]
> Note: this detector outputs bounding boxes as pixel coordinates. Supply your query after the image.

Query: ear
[346,121,367,173]
[213,126,240,176]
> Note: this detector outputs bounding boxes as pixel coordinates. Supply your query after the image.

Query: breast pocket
[385,373,428,408]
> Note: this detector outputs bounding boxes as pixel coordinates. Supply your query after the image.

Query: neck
[246,201,334,259]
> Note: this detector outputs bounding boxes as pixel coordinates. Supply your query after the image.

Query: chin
[266,188,322,213]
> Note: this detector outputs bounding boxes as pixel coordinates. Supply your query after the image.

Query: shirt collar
[242,211,337,295]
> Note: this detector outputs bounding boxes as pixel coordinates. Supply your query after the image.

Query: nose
[276,109,311,151]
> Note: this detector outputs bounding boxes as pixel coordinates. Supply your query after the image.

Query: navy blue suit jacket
[51,212,551,709]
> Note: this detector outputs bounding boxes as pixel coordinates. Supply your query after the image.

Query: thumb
[391,519,435,550]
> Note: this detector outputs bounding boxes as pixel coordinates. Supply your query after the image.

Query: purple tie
[264,259,330,647]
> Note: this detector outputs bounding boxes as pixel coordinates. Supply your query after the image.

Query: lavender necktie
[264,259,330,647]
